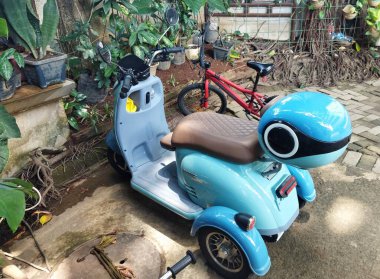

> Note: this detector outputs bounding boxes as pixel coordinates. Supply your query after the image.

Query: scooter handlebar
[120,74,133,99]
[164,47,185,53]
[160,250,196,279]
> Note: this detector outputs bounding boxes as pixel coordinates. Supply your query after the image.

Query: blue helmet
[258,92,352,168]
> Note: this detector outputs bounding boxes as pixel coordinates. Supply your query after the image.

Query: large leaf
[0,105,21,141]
[129,32,137,46]
[0,187,25,232]
[0,59,13,81]
[207,0,228,12]
[140,31,158,45]
[0,141,9,174]
[183,0,206,13]
[130,0,157,14]
[1,0,38,58]
[0,18,8,38]
[12,52,25,68]
[41,0,59,57]
[119,0,138,13]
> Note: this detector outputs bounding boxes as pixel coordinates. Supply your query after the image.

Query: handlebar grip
[167,251,196,277]
[165,47,185,53]
[120,75,133,99]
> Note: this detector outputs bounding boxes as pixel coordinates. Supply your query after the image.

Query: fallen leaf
[39,213,52,225]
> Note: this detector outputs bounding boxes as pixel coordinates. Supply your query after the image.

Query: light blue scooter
[98,10,352,279]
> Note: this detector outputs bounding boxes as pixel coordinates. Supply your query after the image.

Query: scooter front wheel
[107,148,131,177]
[198,227,251,279]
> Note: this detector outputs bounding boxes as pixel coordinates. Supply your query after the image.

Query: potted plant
[1,0,67,88]
[366,7,380,46]
[0,48,24,101]
[213,38,234,61]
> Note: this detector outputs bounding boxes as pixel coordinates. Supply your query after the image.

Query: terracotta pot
[157,61,171,71]
[150,62,159,76]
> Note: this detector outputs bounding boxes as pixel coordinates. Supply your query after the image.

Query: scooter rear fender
[191,206,271,276]
[287,166,316,202]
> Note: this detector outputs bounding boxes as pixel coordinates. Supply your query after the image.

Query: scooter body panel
[287,165,316,202]
[111,76,170,172]
[176,148,299,236]
[191,206,271,276]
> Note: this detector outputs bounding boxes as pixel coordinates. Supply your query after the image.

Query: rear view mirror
[96,42,112,64]
[165,8,179,26]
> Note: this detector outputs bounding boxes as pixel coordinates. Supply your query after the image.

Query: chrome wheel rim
[206,232,244,272]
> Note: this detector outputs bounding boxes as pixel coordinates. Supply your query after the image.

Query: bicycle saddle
[170,112,263,163]
[247,61,274,77]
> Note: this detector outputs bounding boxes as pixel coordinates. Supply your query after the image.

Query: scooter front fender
[191,206,271,276]
[287,166,316,202]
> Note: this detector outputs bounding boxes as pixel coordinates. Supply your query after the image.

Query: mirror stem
[157,26,171,45]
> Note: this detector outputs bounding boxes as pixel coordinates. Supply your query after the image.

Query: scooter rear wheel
[107,148,131,177]
[198,227,251,279]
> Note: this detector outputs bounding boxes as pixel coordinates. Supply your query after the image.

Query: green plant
[366,7,380,30]
[129,21,173,59]
[0,48,24,82]
[0,105,35,232]
[0,178,34,232]
[1,0,59,59]
[64,90,90,130]
[0,105,20,173]
[0,17,8,39]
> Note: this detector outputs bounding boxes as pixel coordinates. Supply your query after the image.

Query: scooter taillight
[277,176,297,198]
[235,213,256,231]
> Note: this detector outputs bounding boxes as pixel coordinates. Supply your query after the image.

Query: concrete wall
[216,16,292,41]
[213,4,293,41]
[3,101,70,176]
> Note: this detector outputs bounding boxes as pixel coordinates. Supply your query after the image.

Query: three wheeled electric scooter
[99,8,352,279]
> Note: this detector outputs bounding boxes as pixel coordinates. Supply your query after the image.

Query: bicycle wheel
[177,83,227,116]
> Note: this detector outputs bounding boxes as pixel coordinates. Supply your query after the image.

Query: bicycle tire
[177,83,227,116]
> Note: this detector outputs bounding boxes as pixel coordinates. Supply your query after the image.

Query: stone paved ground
[224,80,380,174]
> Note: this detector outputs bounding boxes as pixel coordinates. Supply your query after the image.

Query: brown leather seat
[171,112,263,164]
[160,132,175,151]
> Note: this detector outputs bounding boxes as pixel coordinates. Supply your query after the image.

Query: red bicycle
[177,43,276,119]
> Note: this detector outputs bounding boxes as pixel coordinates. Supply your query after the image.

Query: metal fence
[209,1,367,53]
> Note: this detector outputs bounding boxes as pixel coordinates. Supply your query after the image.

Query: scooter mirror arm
[148,49,164,66]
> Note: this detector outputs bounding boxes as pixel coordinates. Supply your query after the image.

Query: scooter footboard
[287,166,316,202]
[191,206,271,276]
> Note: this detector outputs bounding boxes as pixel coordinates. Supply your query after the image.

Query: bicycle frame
[204,69,266,117]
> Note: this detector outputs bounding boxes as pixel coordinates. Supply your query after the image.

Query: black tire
[107,148,131,177]
[298,195,307,209]
[198,227,251,279]
[263,95,278,105]
[177,83,227,116]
